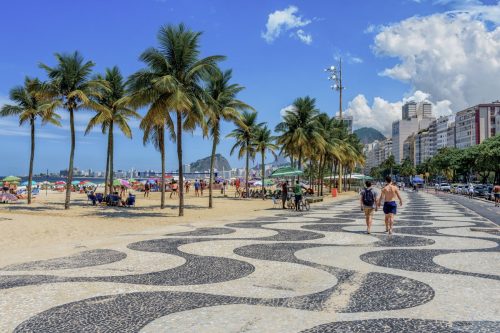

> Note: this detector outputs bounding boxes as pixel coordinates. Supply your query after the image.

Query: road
[435,192,500,226]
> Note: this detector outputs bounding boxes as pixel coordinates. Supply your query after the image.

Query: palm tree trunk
[261,149,265,199]
[109,122,114,196]
[329,159,333,192]
[28,117,35,204]
[319,156,324,196]
[65,108,75,210]
[338,163,343,194]
[245,140,250,198]
[104,128,111,195]
[208,131,217,208]
[160,127,165,209]
[176,112,184,216]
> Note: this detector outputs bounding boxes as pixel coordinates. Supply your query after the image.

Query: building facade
[455,102,500,149]
[402,101,417,120]
[435,116,449,150]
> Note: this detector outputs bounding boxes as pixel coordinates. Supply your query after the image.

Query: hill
[189,154,231,172]
[354,127,386,144]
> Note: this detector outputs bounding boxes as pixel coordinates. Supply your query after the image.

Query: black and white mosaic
[2,191,499,332]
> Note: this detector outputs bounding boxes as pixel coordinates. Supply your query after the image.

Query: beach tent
[270,167,303,178]
[2,175,21,182]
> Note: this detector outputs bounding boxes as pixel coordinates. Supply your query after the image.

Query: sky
[1,0,500,175]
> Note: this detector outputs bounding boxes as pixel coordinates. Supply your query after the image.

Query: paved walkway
[1,191,499,332]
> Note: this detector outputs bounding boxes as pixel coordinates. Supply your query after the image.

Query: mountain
[189,154,231,172]
[354,127,386,144]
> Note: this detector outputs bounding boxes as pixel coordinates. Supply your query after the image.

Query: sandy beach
[0,188,356,268]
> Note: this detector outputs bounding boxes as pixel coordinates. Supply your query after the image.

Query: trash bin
[332,188,338,197]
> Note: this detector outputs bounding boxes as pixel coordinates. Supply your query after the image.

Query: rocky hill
[189,154,231,172]
[354,127,386,144]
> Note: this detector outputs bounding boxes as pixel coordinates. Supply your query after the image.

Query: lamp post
[325,57,345,119]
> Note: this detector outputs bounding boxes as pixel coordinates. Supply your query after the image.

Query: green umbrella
[270,167,303,178]
[128,178,137,183]
[2,175,21,182]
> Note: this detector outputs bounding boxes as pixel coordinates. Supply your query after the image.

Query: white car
[439,183,451,191]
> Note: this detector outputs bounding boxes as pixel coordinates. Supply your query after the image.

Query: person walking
[293,180,306,211]
[468,183,474,199]
[281,181,289,209]
[360,181,378,234]
[144,182,150,198]
[493,183,500,207]
[194,179,200,197]
[377,176,403,235]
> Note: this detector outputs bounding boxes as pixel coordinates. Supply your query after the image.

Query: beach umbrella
[79,180,90,185]
[128,178,137,183]
[83,182,97,187]
[21,180,37,186]
[71,180,80,185]
[270,167,303,178]
[2,176,21,182]
[113,179,131,188]
[55,181,66,185]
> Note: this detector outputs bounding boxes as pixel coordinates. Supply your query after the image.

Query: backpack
[362,188,375,206]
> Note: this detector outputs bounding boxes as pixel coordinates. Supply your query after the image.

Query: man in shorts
[360,180,377,234]
[377,175,403,235]
[493,183,500,207]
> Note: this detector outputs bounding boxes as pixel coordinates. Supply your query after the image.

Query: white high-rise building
[417,102,433,119]
[391,117,419,163]
[402,101,417,120]
[435,116,450,150]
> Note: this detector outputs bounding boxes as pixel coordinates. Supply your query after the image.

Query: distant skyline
[2,0,500,175]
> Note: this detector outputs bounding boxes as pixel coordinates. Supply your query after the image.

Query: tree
[275,96,324,180]
[128,24,224,216]
[253,125,278,198]
[227,110,261,197]
[0,77,60,204]
[399,158,416,178]
[85,67,140,196]
[40,51,108,209]
[205,68,252,207]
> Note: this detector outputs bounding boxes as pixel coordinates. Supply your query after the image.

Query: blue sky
[1,0,500,175]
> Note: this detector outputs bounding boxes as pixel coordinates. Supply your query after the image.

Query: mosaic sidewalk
[1,191,499,332]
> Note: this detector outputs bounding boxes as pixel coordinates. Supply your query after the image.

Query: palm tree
[40,51,108,209]
[227,110,261,197]
[85,67,140,196]
[0,77,60,204]
[275,96,324,178]
[140,112,174,209]
[253,125,278,198]
[205,68,252,208]
[127,24,224,216]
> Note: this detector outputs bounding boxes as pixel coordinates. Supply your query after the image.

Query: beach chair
[96,193,103,203]
[87,193,97,206]
[109,195,120,206]
[126,194,136,207]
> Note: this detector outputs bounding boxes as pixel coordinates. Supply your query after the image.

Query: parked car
[473,184,488,197]
[450,184,459,194]
[439,183,451,191]
[455,185,466,195]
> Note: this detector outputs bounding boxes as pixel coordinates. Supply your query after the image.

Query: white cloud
[262,6,312,44]
[345,90,452,136]
[334,52,363,64]
[373,5,500,110]
[295,29,313,45]
[280,104,297,117]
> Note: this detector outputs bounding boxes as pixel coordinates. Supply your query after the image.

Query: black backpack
[362,188,375,206]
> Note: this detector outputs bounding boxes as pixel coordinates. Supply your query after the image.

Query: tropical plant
[0,77,60,203]
[227,110,261,197]
[127,23,224,216]
[275,96,324,177]
[40,51,108,209]
[85,66,140,196]
[205,68,252,207]
[253,125,278,198]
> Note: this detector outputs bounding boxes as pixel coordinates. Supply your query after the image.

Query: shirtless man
[377,175,403,235]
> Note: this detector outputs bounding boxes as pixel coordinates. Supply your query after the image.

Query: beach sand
[0,188,356,267]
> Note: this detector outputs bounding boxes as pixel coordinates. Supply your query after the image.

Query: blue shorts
[383,201,397,215]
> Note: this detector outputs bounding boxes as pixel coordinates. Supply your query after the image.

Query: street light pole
[325,57,345,119]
